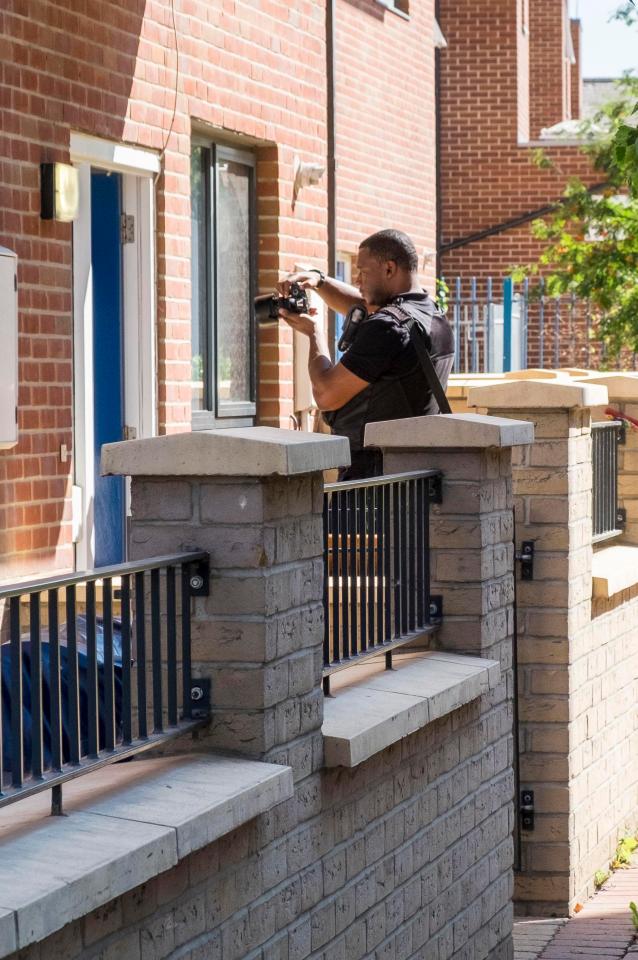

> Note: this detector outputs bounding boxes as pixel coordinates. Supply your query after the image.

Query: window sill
[0,755,292,957]
[592,543,638,599]
[322,651,500,768]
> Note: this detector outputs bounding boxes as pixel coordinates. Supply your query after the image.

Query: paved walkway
[514,864,638,960]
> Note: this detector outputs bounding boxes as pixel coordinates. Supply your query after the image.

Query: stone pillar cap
[573,372,638,401]
[101,426,350,478]
[502,368,572,380]
[365,412,533,449]
[467,379,608,410]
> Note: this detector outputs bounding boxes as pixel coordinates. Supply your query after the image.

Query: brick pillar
[467,379,609,915]
[366,413,532,667]
[101,427,349,781]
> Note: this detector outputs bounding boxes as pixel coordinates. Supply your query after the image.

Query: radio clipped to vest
[338,304,367,353]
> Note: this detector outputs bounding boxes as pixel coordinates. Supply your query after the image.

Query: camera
[254,282,309,324]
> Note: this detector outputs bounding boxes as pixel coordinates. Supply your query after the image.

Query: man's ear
[385,259,398,278]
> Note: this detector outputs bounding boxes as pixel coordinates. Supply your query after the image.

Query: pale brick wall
[5,431,519,959]
[476,393,638,915]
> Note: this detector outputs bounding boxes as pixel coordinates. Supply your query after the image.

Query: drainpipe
[326,0,337,356]
[435,0,443,282]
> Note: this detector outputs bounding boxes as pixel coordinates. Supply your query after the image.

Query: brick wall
[471,383,638,915]
[529,0,570,136]
[438,0,596,287]
[0,1,328,579]
[570,19,582,120]
[6,701,514,960]
[335,0,437,291]
[0,0,442,582]
[4,425,517,960]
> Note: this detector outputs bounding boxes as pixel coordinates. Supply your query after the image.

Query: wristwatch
[309,268,325,288]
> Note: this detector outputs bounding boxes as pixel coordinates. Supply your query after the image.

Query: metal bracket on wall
[515,541,535,580]
[428,474,443,504]
[190,678,211,719]
[429,595,443,624]
[520,789,535,831]
[188,558,210,596]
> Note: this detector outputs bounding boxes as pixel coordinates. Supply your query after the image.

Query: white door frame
[70,133,159,570]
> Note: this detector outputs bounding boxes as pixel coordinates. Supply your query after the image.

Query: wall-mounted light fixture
[292,156,325,209]
[40,162,80,222]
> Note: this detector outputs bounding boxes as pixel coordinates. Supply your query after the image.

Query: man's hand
[277,271,322,298]
[278,308,319,337]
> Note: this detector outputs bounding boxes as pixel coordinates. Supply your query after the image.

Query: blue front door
[91,170,125,567]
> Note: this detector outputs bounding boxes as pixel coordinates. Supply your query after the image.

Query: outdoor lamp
[40,162,80,222]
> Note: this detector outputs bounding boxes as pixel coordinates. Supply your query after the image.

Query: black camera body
[254,282,309,324]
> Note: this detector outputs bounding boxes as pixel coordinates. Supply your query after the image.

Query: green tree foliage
[515,75,638,355]
[515,3,638,356]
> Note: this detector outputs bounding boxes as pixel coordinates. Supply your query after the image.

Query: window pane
[190,146,208,412]
[216,158,253,409]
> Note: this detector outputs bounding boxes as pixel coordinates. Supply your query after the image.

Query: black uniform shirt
[339,291,454,417]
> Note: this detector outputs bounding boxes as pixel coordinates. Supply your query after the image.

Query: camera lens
[254,293,279,324]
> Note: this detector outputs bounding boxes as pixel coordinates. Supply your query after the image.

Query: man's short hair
[359,229,419,272]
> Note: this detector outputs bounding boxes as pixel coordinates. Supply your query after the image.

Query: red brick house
[437,0,599,284]
[0,0,439,581]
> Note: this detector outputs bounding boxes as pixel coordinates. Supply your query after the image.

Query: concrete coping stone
[364,412,534,450]
[101,426,350,478]
[0,754,293,956]
[574,373,638,401]
[322,651,500,768]
[503,368,574,380]
[592,544,638,598]
[467,379,609,410]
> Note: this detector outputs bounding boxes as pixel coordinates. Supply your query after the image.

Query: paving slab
[515,862,638,960]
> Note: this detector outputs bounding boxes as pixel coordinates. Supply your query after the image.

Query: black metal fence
[592,422,625,543]
[0,552,209,813]
[322,470,442,693]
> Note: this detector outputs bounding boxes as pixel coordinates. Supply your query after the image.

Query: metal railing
[322,470,442,693]
[592,421,625,543]
[0,552,209,813]
[448,277,637,374]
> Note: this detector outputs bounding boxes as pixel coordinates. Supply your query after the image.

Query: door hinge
[123,425,137,441]
[120,213,135,244]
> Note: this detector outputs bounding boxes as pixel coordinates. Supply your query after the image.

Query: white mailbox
[0,246,18,449]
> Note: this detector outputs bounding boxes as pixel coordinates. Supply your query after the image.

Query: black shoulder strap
[384,303,452,415]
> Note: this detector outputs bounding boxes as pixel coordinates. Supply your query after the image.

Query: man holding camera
[277,229,454,480]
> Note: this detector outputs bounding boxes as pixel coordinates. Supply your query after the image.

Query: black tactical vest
[324,293,454,480]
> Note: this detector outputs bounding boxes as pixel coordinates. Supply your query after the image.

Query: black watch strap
[309,268,325,288]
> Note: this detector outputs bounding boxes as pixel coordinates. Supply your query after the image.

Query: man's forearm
[307,323,333,393]
[315,276,363,315]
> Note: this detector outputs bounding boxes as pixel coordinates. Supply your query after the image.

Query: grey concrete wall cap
[575,373,638,401]
[467,379,609,410]
[365,412,533,449]
[101,426,350,478]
